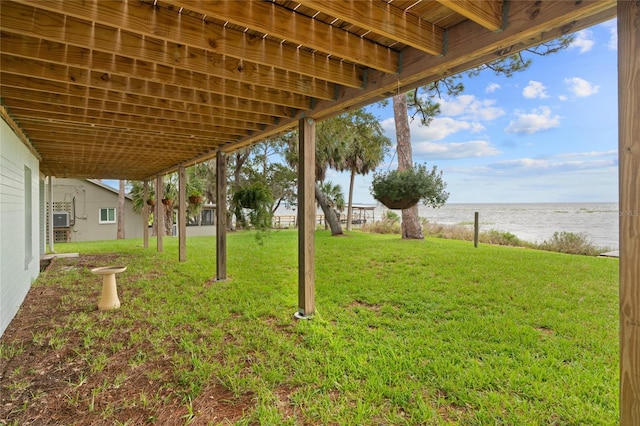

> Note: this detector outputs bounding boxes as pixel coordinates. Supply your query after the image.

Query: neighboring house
[50,178,142,243]
[1,117,40,336]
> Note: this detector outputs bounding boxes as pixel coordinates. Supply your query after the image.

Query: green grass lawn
[2,230,619,424]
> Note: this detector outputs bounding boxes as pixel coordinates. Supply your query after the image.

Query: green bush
[385,210,400,223]
[481,229,526,247]
[537,231,603,256]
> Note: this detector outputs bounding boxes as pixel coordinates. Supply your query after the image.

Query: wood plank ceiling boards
[0,0,615,180]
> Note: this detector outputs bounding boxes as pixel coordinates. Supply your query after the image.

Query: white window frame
[99,207,116,224]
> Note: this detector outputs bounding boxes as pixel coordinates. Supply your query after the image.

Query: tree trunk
[315,185,343,235]
[164,202,174,236]
[117,180,125,239]
[392,93,424,239]
[232,151,249,230]
[346,168,356,231]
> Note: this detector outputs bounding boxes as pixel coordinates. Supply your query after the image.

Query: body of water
[277,202,620,250]
[409,202,619,250]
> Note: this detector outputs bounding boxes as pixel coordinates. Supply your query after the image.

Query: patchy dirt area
[0,254,253,425]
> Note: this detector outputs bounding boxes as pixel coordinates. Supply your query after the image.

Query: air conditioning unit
[53,211,70,228]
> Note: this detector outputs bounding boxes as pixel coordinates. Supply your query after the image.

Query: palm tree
[317,181,345,230]
[336,110,391,230]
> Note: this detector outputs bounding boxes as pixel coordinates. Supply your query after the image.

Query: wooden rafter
[12,112,259,136]
[0,105,41,160]
[217,0,617,155]
[295,0,444,55]
[0,56,294,120]
[0,32,312,110]
[11,0,363,89]
[167,0,398,74]
[435,0,503,32]
[0,0,617,184]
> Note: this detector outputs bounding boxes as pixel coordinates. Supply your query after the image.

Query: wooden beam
[219,1,616,155]
[12,0,363,89]
[143,180,149,249]
[167,0,398,74]
[47,176,54,253]
[215,152,227,281]
[10,111,252,138]
[0,30,313,109]
[9,120,234,146]
[156,176,164,253]
[11,127,219,149]
[618,1,640,424]
[0,56,294,120]
[297,117,315,318]
[436,0,503,32]
[295,0,444,55]
[1,94,271,130]
[0,104,41,161]
[178,166,187,262]
[7,103,260,135]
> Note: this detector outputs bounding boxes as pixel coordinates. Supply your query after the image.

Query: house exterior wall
[0,118,40,336]
[51,178,142,242]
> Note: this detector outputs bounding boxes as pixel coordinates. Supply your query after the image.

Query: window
[99,208,116,224]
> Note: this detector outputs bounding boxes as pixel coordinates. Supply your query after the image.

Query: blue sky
[328,18,619,204]
[106,19,618,205]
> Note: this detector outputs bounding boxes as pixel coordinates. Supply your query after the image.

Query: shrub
[536,231,603,256]
[422,220,474,240]
[362,218,401,234]
[481,229,527,247]
[386,210,400,223]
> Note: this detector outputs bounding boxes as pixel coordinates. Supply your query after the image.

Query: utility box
[52,211,70,228]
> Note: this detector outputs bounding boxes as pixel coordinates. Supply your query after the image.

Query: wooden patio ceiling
[0,0,616,181]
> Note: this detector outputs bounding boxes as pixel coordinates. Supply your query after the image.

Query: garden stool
[91,266,127,310]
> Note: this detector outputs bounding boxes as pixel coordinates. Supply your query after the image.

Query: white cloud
[504,107,561,135]
[470,122,486,133]
[485,83,501,93]
[555,150,617,159]
[571,29,595,54]
[438,95,505,121]
[564,77,599,97]
[414,140,501,159]
[486,156,617,174]
[558,95,568,101]
[381,116,473,142]
[410,117,472,141]
[522,81,549,99]
[604,19,617,50]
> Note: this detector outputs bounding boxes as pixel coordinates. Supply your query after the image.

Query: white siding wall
[1,119,40,337]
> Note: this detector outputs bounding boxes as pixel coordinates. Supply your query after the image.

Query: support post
[156,175,164,252]
[474,212,479,248]
[142,180,149,249]
[618,2,640,424]
[178,166,187,262]
[47,176,54,253]
[297,117,316,318]
[216,152,227,281]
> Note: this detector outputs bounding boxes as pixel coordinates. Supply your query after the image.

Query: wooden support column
[297,117,316,318]
[142,180,149,249]
[618,2,640,424]
[178,166,187,262]
[216,151,227,281]
[47,176,54,253]
[155,175,164,252]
